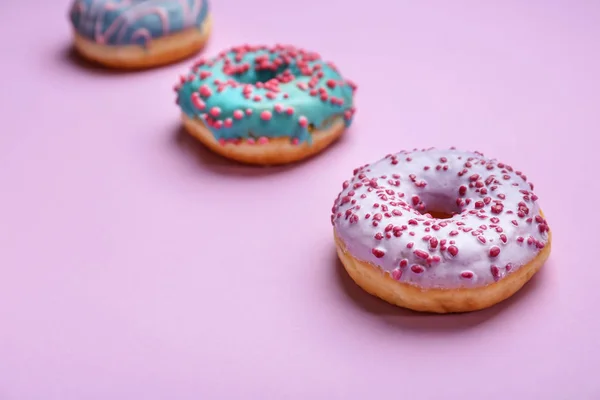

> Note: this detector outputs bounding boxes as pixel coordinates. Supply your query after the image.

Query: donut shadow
[333,251,548,332]
[172,124,348,177]
[57,44,145,76]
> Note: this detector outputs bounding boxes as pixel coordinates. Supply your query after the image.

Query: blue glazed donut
[69,0,211,68]
[174,44,357,164]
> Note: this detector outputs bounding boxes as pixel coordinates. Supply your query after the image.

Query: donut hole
[234,66,288,84]
[253,69,281,83]
[414,193,461,219]
[425,210,455,219]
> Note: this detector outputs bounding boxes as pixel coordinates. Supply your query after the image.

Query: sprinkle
[199,85,212,97]
[372,248,385,258]
[411,265,424,274]
[191,94,206,110]
[414,250,429,259]
[489,246,501,257]
[210,107,221,117]
[447,246,459,257]
[491,265,501,281]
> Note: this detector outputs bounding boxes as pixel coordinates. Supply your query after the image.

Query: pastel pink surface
[0,1,599,399]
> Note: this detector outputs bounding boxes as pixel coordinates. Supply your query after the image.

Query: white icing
[332,148,549,289]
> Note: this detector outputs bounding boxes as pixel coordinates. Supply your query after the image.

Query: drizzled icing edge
[69,0,209,46]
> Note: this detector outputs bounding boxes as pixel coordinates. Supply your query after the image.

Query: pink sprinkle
[491,204,504,214]
[246,108,253,115]
[489,246,501,257]
[291,138,300,145]
[257,137,269,144]
[199,85,212,97]
[224,118,233,128]
[491,265,501,281]
[429,237,438,249]
[414,250,429,259]
[411,265,424,274]
[286,107,294,115]
[392,269,403,280]
[233,110,244,119]
[372,248,385,258]
[191,94,206,110]
[447,246,459,256]
[274,104,284,113]
[298,116,308,127]
[260,110,272,120]
[461,271,473,279]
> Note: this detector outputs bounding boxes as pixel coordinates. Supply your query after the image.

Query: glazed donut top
[331,148,550,289]
[69,0,209,46]
[174,45,356,145]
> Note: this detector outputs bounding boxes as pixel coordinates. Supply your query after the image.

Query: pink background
[1,0,599,398]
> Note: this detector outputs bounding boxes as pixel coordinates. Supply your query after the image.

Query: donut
[69,0,211,69]
[174,44,357,165]
[331,148,551,313]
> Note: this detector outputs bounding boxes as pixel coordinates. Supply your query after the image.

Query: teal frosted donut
[174,45,357,164]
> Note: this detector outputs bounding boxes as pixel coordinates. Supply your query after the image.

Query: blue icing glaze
[175,45,357,144]
[69,0,209,46]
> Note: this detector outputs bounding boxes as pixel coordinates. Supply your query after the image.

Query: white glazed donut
[332,148,551,313]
